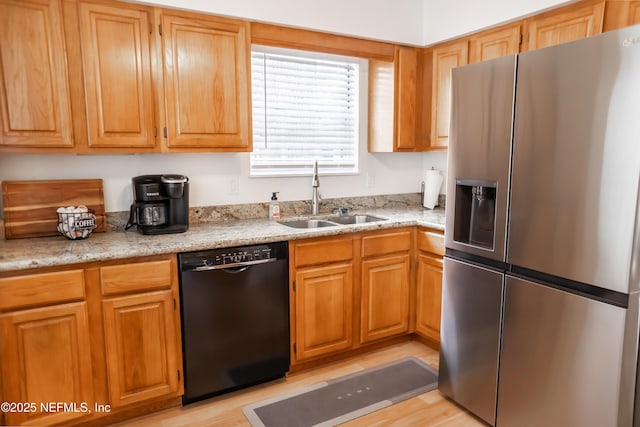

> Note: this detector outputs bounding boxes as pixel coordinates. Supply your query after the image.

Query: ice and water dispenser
[453,180,497,250]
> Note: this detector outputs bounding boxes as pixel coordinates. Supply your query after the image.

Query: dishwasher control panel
[179,242,287,271]
[206,247,272,266]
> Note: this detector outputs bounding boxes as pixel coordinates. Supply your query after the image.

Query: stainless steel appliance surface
[440,24,640,427]
[178,242,290,405]
[497,276,627,427]
[439,53,516,425]
[439,257,504,424]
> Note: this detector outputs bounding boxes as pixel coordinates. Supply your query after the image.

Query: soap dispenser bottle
[269,192,280,220]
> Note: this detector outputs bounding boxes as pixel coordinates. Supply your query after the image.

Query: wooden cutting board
[2,179,106,239]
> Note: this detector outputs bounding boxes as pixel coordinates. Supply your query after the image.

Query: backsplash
[106,193,446,231]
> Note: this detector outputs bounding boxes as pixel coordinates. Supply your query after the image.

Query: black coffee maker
[126,175,189,235]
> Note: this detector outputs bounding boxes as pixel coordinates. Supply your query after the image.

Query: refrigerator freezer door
[439,257,504,425]
[497,276,627,427]
[445,55,516,262]
[509,25,640,293]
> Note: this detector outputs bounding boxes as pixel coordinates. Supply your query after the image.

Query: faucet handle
[332,207,348,216]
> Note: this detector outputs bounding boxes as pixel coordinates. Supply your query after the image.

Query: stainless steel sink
[279,214,388,229]
[330,214,388,225]
[279,219,340,229]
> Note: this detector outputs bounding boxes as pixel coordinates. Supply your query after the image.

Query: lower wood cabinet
[290,236,354,362]
[294,263,354,360]
[290,228,413,365]
[0,226,446,424]
[102,289,180,407]
[359,228,412,344]
[0,302,94,426]
[361,254,410,343]
[416,253,443,343]
[0,255,182,426]
[415,229,445,346]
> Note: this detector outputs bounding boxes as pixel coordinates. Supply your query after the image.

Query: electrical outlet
[227,176,240,195]
[366,172,376,188]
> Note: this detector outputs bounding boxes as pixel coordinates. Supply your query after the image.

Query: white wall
[134,0,426,46]
[135,0,576,46]
[422,0,573,45]
[0,152,438,213]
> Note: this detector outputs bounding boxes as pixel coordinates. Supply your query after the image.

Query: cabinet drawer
[101,259,173,296]
[294,238,353,267]
[362,230,411,258]
[418,229,444,256]
[0,270,85,311]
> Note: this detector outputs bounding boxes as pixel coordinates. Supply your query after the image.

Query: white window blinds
[250,47,361,176]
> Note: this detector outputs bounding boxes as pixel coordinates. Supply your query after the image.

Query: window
[250,46,364,177]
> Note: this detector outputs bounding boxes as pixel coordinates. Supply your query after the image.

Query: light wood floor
[116,340,485,427]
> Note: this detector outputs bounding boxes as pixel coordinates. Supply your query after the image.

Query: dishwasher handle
[185,257,277,272]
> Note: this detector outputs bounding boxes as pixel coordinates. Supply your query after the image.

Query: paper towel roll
[422,169,443,209]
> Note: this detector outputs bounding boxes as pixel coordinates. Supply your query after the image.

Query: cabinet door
[527,1,605,50]
[162,13,251,151]
[415,253,443,344]
[368,47,422,152]
[603,1,640,31]
[0,302,94,426]
[469,24,521,64]
[294,263,353,361]
[79,2,156,149]
[395,46,417,150]
[368,59,394,152]
[430,41,468,149]
[360,254,410,343]
[0,0,73,148]
[102,290,180,407]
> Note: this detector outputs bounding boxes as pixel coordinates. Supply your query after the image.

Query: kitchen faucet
[311,161,321,215]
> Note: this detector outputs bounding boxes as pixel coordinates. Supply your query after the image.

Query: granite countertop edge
[0,207,445,273]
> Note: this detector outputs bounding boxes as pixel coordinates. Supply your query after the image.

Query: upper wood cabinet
[632,2,640,22]
[368,46,419,152]
[469,23,522,64]
[0,0,252,153]
[368,59,394,151]
[162,13,252,151]
[430,40,468,149]
[78,2,157,149]
[0,0,74,148]
[525,0,605,50]
[395,47,418,151]
[604,0,640,31]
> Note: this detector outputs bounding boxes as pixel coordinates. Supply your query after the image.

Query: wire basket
[57,206,98,240]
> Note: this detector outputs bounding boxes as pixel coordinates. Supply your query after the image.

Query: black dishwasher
[178,242,289,404]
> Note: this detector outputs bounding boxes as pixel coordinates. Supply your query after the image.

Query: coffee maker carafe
[126,175,189,235]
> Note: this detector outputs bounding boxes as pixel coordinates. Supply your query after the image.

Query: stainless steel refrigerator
[439,24,640,427]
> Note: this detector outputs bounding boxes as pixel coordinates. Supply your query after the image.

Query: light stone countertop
[0,207,445,273]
